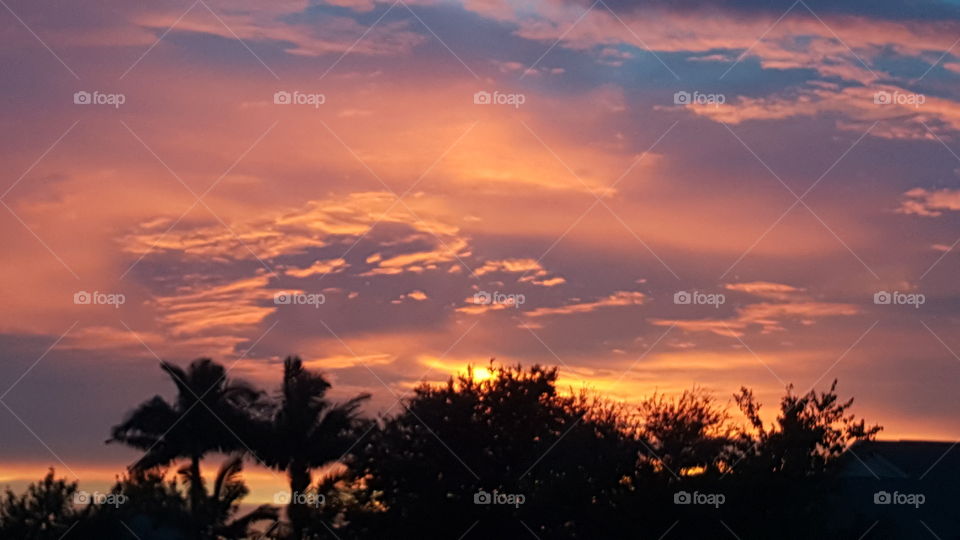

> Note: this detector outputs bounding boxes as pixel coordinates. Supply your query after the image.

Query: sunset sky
[3,0,960,500]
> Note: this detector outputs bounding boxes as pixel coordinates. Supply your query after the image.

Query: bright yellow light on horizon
[472,366,494,382]
[417,356,497,384]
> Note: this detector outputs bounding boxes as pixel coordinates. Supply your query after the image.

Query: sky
[3,0,960,500]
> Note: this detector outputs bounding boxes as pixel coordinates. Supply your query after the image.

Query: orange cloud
[476,258,566,287]
[651,282,858,337]
[724,281,804,301]
[153,273,277,336]
[285,258,349,277]
[525,291,645,318]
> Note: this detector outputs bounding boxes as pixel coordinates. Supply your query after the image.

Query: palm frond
[213,456,244,501]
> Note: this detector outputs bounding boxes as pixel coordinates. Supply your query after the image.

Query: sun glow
[471,366,494,382]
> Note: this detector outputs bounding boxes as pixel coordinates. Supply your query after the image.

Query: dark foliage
[2,358,883,539]
[347,364,641,538]
[253,356,369,540]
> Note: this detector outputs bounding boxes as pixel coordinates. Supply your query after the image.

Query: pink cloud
[898,187,960,217]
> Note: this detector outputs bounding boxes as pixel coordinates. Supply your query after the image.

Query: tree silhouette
[720,380,883,539]
[734,379,882,477]
[3,360,887,539]
[353,363,640,538]
[68,462,274,539]
[0,469,85,539]
[638,388,737,477]
[179,456,278,539]
[254,356,369,540]
[78,468,190,538]
[108,358,264,536]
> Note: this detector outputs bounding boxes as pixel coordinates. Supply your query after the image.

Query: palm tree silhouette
[257,356,369,540]
[108,358,263,536]
[179,456,278,539]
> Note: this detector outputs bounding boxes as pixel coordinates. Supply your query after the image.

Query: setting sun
[471,366,494,382]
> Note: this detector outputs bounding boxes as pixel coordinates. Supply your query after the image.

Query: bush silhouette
[1,358,883,539]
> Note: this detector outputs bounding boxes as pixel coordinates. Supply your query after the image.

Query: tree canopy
[1,358,883,539]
